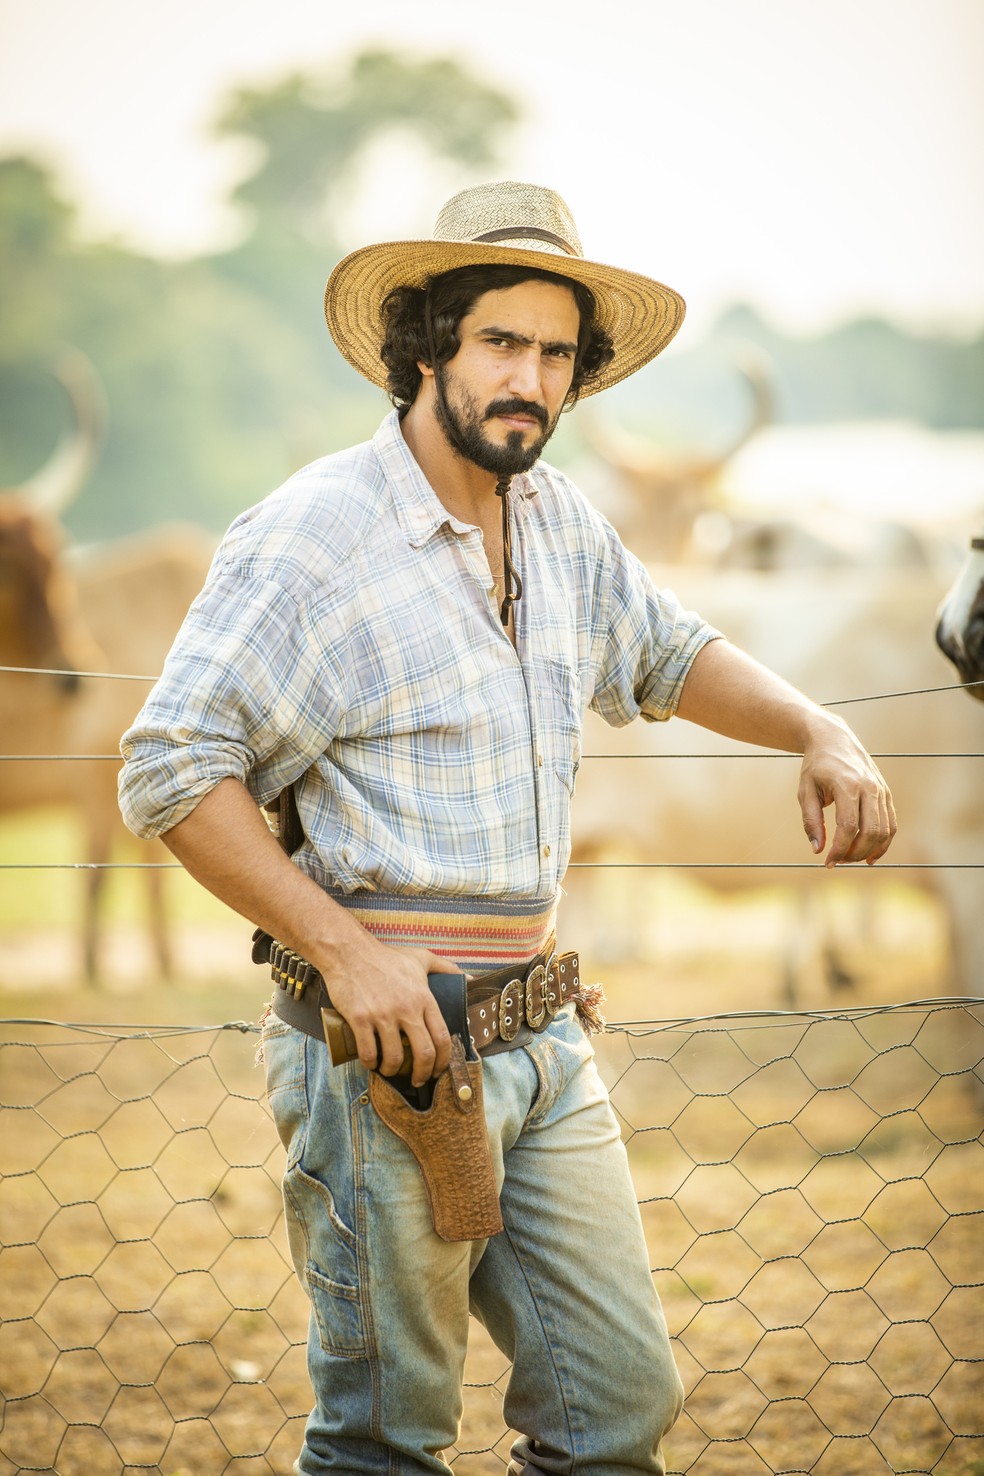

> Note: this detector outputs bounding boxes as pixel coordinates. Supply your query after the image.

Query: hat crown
[432,181,584,259]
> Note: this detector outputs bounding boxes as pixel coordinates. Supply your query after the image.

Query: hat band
[471,226,577,255]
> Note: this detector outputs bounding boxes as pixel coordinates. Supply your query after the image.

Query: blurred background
[1,0,982,1014]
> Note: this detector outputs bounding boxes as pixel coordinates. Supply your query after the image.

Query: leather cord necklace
[424,290,522,629]
[493,473,522,627]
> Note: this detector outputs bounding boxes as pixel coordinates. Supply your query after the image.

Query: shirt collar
[372,410,540,551]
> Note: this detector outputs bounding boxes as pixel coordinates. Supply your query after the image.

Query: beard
[434,373,561,476]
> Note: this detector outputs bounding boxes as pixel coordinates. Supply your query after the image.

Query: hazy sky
[2,0,982,336]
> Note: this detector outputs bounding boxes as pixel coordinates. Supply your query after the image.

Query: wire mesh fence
[1,647,982,1471]
[1,999,982,1475]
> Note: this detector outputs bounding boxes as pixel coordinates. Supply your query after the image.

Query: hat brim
[324,237,686,397]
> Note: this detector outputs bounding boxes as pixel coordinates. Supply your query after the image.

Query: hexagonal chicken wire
[0,1000,981,1475]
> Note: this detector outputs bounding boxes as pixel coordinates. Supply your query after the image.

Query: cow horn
[579,348,774,482]
[19,347,107,516]
[706,348,774,475]
[578,407,667,476]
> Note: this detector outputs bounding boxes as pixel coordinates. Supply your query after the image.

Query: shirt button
[537,754,544,767]
[543,844,551,858]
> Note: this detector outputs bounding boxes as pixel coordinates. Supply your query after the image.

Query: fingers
[375,1020,416,1080]
[873,787,899,864]
[416,995,452,1085]
[799,734,897,868]
[349,1012,382,1075]
[811,779,897,868]
[426,952,464,977]
[845,782,898,866]
[346,951,457,1085]
[414,954,456,1083]
[799,783,827,857]
[825,792,861,868]
[354,1006,443,1085]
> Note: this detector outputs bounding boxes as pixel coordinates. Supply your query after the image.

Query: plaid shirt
[119,411,718,905]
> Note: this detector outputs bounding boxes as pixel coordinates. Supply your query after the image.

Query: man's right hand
[160,779,460,1090]
[320,939,459,1088]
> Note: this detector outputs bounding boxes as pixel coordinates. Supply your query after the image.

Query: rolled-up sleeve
[589,530,722,727]
[119,569,345,840]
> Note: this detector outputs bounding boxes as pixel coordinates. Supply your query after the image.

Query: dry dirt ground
[1,880,982,1475]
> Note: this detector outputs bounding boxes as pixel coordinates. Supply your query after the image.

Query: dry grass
[1,864,982,1473]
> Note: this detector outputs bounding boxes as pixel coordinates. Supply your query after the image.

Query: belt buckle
[525,963,548,1030]
[542,952,560,1019]
[499,978,523,1042]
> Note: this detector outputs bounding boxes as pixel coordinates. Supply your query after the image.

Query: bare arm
[676,639,897,866]
[161,777,455,1084]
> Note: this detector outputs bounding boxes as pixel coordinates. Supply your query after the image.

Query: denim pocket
[262,1021,307,1160]
[524,1003,597,1122]
[284,1164,366,1358]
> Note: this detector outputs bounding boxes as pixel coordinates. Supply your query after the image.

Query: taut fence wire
[1,1000,982,1475]
[1,662,982,1470]
[2,663,983,704]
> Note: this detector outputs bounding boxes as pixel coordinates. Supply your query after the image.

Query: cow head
[577,351,774,563]
[0,351,106,691]
[935,535,984,702]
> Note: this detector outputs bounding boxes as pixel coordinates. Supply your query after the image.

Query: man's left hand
[798,716,897,867]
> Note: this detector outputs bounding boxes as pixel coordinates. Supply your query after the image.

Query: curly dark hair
[379,263,615,412]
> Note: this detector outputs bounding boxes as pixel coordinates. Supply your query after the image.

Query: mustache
[484,397,549,431]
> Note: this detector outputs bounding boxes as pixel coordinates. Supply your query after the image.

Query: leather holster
[369,1035,504,1243]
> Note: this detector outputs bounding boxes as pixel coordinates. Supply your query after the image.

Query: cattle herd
[0,353,214,979]
[1,354,981,998]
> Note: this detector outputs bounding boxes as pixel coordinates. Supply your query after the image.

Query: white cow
[560,565,982,1003]
[936,526,984,700]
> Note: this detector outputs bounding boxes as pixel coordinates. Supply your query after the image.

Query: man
[119,181,896,1474]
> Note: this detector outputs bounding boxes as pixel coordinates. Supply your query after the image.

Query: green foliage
[0,158,79,357]
[1,47,982,550]
[708,302,984,430]
[606,298,984,448]
[217,49,517,245]
[0,50,518,540]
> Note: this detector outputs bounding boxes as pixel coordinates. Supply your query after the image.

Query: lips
[485,399,548,432]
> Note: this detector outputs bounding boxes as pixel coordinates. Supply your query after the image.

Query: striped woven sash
[322,889,558,975]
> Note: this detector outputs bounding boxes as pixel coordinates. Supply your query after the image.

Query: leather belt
[254,930,581,1057]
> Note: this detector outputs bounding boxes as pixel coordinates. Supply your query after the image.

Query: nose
[506,347,544,402]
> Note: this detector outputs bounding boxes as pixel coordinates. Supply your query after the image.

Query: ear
[417,359,435,380]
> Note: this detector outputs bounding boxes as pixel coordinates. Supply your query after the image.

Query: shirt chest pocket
[547,656,583,794]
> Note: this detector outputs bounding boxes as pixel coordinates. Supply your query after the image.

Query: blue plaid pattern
[119,411,718,904]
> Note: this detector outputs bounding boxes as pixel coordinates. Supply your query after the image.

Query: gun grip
[320,972,468,1072]
[321,1007,415,1073]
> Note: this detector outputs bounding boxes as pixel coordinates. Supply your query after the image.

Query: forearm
[161,775,456,1082]
[674,637,896,866]
[161,776,370,971]
[675,638,843,752]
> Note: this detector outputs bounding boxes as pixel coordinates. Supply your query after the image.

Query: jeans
[263,1002,683,1475]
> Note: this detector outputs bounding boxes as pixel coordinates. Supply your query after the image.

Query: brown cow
[0,354,214,982]
[0,351,105,686]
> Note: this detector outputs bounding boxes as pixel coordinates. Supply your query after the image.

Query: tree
[211,49,518,340]
[0,51,520,536]
[218,50,516,249]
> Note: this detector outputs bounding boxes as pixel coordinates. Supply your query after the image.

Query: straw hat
[324,181,686,396]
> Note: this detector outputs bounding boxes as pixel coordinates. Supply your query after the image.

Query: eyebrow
[475,324,579,355]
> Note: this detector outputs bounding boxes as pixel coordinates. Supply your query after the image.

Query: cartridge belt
[254,930,581,1056]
